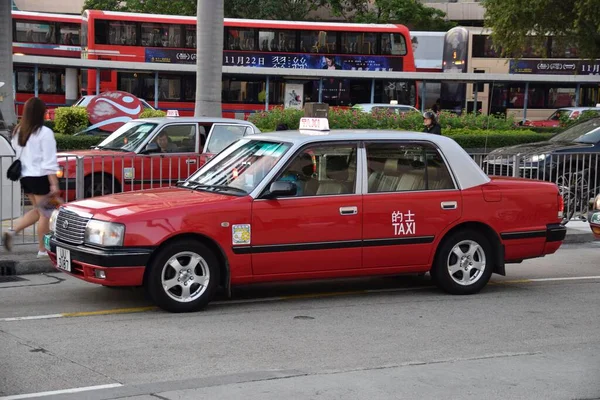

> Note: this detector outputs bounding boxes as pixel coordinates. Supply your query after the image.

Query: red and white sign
[86,91,144,132]
[166,110,180,117]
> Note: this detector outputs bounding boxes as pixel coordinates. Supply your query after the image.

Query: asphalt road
[1,242,599,400]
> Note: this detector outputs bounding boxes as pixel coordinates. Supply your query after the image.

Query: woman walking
[3,98,59,257]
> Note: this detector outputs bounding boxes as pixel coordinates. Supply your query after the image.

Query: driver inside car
[155,131,178,153]
[277,152,315,196]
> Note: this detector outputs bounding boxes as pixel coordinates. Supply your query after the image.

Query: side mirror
[143,142,161,154]
[264,181,297,199]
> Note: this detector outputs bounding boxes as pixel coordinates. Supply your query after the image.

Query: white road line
[528,276,600,282]
[0,383,123,400]
[0,314,63,322]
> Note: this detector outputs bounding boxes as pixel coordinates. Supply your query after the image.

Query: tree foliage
[83,0,196,15]
[328,0,455,30]
[82,0,454,30]
[482,0,600,59]
[224,0,328,20]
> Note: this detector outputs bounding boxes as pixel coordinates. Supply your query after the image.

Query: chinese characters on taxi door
[392,210,416,235]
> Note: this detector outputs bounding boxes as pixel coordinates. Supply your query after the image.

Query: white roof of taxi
[139,117,259,127]
[250,129,491,190]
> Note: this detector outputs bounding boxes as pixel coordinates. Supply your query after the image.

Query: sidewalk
[0,221,597,276]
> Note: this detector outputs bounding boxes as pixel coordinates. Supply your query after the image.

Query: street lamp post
[195,0,224,117]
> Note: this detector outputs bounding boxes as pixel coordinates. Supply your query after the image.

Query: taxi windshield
[96,122,158,152]
[183,139,291,195]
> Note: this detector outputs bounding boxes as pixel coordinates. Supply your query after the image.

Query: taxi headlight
[85,220,125,247]
[49,209,59,233]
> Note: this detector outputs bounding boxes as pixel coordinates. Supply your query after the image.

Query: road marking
[0,314,63,322]
[62,306,158,318]
[528,275,600,282]
[1,276,598,323]
[0,383,123,400]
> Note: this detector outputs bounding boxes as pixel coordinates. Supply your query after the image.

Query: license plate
[56,247,71,272]
[591,212,600,224]
[43,234,51,252]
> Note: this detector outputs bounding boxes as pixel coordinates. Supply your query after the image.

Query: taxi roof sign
[166,110,179,117]
[299,117,330,134]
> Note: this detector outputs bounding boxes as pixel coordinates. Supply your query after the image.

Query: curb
[0,259,56,276]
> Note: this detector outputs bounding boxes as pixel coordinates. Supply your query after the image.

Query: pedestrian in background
[423,111,442,135]
[3,98,60,258]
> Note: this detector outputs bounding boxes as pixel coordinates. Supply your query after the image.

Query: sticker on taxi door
[232,224,251,245]
[392,210,416,235]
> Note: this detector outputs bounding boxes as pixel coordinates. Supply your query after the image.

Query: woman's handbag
[6,159,21,182]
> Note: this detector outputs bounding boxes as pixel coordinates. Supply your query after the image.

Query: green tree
[482,0,600,59]
[224,0,327,20]
[82,0,126,12]
[328,0,455,30]
[125,0,196,15]
[83,0,196,15]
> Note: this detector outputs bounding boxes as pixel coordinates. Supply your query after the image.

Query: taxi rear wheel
[146,239,219,313]
[431,230,494,295]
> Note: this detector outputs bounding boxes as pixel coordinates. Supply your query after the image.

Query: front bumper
[47,237,154,286]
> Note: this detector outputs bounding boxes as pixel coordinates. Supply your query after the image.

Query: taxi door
[133,123,200,190]
[362,141,462,268]
[250,143,363,275]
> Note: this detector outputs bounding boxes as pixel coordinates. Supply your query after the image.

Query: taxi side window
[155,124,198,153]
[275,145,357,197]
[205,125,248,154]
[366,142,455,193]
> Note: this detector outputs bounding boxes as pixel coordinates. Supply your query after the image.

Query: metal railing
[471,151,599,222]
[1,151,597,246]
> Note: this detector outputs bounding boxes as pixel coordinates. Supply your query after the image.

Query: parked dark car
[484,118,600,222]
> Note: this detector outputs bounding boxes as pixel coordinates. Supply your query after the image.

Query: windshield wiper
[182,182,247,195]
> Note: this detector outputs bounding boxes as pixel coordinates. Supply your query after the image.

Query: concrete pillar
[0,0,17,126]
[194,0,224,117]
[65,68,78,105]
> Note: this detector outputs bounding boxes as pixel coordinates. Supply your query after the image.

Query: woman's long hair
[14,97,46,147]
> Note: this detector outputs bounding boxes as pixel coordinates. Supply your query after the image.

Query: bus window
[300,30,333,53]
[341,32,376,55]
[226,28,256,51]
[385,33,407,56]
[141,23,181,48]
[185,25,196,49]
[15,21,56,44]
[59,23,80,45]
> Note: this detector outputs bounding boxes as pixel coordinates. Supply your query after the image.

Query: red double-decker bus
[82,10,418,118]
[12,11,82,115]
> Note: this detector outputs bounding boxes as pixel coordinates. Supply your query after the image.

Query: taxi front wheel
[146,239,220,313]
[431,230,494,295]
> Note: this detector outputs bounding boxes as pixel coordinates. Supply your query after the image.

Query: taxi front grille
[55,209,90,245]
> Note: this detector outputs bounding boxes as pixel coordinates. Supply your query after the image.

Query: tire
[145,239,220,313]
[84,174,120,198]
[431,229,494,295]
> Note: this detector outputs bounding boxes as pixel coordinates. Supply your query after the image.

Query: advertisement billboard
[145,49,404,72]
[509,59,600,75]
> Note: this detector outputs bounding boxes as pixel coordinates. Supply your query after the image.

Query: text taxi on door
[45,118,567,313]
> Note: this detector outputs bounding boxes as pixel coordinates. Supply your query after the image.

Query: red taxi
[57,117,260,199]
[46,118,567,313]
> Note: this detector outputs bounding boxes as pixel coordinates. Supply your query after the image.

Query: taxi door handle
[186,159,197,165]
[340,206,358,215]
[441,201,457,210]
